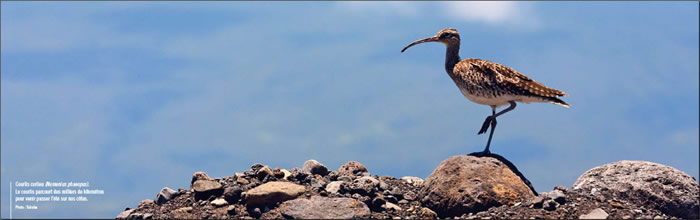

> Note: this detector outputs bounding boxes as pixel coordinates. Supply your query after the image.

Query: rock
[349,176,380,196]
[281,169,292,180]
[309,175,327,188]
[243,181,306,206]
[273,167,285,178]
[249,207,262,218]
[371,196,387,211]
[256,166,273,180]
[176,207,193,213]
[143,213,153,219]
[302,159,329,176]
[279,196,371,219]
[338,161,368,176]
[420,155,536,217]
[379,180,390,191]
[554,185,569,192]
[236,177,250,185]
[191,171,213,186]
[211,198,228,207]
[191,180,224,200]
[224,186,243,203]
[401,176,425,186]
[419,207,439,219]
[579,208,608,219]
[338,175,353,182]
[547,190,566,205]
[226,205,236,215]
[155,187,178,205]
[129,212,144,219]
[543,200,557,211]
[385,202,402,211]
[138,199,155,208]
[116,208,135,219]
[528,195,546,209]
[326,181,346,194]
[573,160,699,219]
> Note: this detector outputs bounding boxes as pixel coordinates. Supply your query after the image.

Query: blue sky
[1,1,698,218]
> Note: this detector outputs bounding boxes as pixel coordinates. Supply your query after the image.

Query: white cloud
[442,2,540,29]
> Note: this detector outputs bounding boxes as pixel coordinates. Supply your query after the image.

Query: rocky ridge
[117,156,699,219]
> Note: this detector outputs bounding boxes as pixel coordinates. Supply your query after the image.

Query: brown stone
[338,161,368,176]
[243,181,306,206]
[420,155,536,217]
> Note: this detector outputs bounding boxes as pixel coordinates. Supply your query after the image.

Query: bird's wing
[460,59,567,98]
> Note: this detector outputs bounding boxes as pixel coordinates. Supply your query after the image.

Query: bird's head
[401,29,460,53]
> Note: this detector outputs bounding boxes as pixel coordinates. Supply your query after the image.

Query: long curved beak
[401,36,440,53]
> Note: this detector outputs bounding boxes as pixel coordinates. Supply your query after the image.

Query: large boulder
[243,181,306,206]
[279,196,371,219]
[420,155,536,217]
[573,160,699,219]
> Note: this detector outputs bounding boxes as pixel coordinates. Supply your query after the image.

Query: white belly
[458,87,544,107]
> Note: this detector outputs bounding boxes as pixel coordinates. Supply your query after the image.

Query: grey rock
[192,180,224,200]
[401,176,425,186]
[302,159,329,176]
[528,195,546,209]
[547,190,566,205]
[156,187,178,205]
[211,198,228,207]
[226,205,236,215]
[543,199,558,211]
[116,208,135,219]
[573,160,699,219]
[143,213,153,219]
[385,202,402,211]
[279,196,371,219]
[326,181,346,194]
[579,208,608,219]
[138,199,155,208]
[256,166,273,180]
[338,161,368,176]
[371,196,386,211]
[224,186,243,203]
[191,171,213,186]
[338,175,353,182]
[243,181,306,206]
[129,212,144,219]
[554,185,569,192]
[420,155,535,217]
[350,176,380,195]
[379,180,390,191]
[249,207,262,218]
[176,207,193,213]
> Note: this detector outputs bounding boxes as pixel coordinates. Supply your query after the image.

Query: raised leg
[477,101,517,154]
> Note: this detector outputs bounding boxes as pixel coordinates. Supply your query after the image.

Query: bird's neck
[444,43,461,75]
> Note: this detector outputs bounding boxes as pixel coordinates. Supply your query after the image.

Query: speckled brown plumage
[401,28,569,154]
[450,58,569,108]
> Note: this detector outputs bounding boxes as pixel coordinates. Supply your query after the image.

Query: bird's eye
[442,33,451,38]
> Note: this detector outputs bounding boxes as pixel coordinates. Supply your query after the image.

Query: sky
[1,1,698,218]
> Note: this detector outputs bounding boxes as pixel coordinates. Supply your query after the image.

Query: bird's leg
[481,101,517,155]
[478,107,497,135]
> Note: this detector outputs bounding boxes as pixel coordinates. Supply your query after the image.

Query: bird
[401,28,569,156]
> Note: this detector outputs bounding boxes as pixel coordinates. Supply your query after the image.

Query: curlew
[401,29,569,155]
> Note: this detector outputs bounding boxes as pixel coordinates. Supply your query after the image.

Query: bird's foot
[478,116,493,135]
[470,150,491,157]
